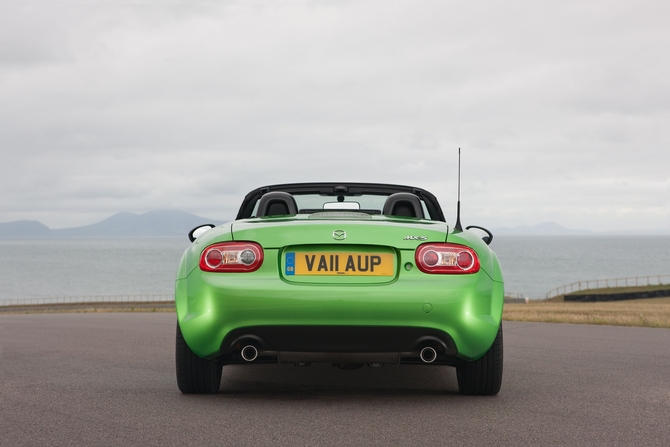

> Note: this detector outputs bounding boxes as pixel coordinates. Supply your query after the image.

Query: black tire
[456,324,503,395]
[176,323,222,394]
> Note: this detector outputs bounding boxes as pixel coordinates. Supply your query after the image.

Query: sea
[0,236,669,304]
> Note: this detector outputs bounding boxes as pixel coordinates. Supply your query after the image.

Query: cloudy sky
[1,0,669,232]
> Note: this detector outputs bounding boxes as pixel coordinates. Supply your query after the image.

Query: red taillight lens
[199,242,264,273]
[415,243,480,274]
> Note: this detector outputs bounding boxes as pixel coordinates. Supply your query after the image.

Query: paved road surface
[1,313,669,446]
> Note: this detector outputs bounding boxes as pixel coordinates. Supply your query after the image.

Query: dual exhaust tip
[241,345,258,362]
[240,344,438,364]
[419,346,437,363]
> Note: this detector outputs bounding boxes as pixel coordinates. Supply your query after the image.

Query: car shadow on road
[214,363,462,397]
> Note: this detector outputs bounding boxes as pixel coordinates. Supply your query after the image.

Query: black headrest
[382,193,424,219]
[257,192,298,217]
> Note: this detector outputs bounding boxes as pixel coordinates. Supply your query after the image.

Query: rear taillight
[415,243,480,274]
[199,242,264,273]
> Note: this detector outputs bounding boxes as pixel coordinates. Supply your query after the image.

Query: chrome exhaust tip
[241,345,259,362]
[419,346,437,363]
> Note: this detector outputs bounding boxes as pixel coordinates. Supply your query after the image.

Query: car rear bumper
[175,270,504,362]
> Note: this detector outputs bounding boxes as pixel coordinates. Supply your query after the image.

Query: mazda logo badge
[332,230,346,240]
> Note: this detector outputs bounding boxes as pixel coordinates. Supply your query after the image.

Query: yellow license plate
[285,252,394,276]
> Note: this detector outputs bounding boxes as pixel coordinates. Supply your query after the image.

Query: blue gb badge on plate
[285,252,295,276]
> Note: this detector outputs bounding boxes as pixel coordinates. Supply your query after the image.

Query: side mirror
[465,225,493,245]
[188,224,216,242]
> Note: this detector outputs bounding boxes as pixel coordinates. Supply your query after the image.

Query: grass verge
[503,297,670,328]
[0,302,176,314]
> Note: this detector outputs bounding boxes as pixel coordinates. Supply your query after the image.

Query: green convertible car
[175,183,504,395]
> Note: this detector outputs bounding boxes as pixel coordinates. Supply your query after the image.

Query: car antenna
[454,147,463,232]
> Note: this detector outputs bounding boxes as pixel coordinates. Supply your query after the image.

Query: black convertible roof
[236,182,446,222]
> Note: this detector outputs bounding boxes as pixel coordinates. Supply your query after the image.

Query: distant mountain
[493,222,595,236]
[0,210,225,239]
[0,220,53,239]
[494,221,670,236]
[3,215,666,239]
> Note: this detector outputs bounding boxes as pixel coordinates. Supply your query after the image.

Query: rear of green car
[175,184,504,395]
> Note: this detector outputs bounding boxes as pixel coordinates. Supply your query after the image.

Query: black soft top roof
[236,182,446,222]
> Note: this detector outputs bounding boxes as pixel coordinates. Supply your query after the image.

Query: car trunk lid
[231,215,448,284]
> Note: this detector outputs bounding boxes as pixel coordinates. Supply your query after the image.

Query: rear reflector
[415,243,480,274]
[200,242,263,272]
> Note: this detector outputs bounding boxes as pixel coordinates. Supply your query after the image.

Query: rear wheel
[176,324,222,394]
[456,324,503,395]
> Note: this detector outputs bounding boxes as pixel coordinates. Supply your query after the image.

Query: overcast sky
[1,0,669,232]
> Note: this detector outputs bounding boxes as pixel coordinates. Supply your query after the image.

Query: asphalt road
[1,314,668,447]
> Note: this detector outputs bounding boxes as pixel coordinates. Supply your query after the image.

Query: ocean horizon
[1,235,669,304]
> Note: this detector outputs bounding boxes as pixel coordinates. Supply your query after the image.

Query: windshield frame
[236,182,446,222]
